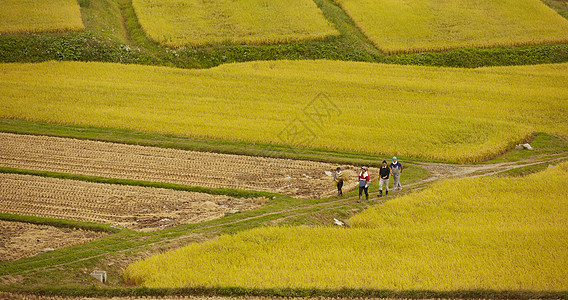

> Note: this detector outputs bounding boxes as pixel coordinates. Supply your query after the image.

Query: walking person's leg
[378,178,384,197]
[393,173,400,190]
[358,186,363,201]
[385,178,389,195]
[364,186,369,200]
[391,174,396,190]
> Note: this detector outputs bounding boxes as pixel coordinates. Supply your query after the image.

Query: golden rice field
[0,0,84,34]
[0,133,356,199]
[132,0,338,47]
[333,0,568,54]
[123,162,568,290]
[1,60,567,162]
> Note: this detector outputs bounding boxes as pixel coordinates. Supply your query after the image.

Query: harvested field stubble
[0,173,264,231]
[0,133,358,199]
[0,220,106,261]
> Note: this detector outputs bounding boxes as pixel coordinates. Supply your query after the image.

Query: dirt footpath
[0,133,358,199]
[0,220,106,262]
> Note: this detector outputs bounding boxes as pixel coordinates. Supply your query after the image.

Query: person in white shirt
[389,156,403,191]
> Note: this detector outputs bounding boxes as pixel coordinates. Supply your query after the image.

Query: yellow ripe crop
[333,0,568,54]
[0,0,84,34]
[124,162,568,290]
[1,60,567,162]
[131,0,339,48]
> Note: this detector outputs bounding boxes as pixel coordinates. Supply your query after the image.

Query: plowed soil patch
[0,173,265,231]
[0,220,106,262]
[0,133,358,199]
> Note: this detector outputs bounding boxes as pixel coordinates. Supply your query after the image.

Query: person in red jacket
[358,166,370,201]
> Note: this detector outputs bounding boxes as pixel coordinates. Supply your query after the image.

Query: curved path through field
[415,152,567,184]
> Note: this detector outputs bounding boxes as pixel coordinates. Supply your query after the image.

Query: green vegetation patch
[0,213,121,233]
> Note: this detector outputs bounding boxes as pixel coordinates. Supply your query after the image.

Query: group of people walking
[333,157,403,201]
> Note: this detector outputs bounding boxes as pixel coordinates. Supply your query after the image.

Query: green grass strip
[1,286,566,299]
[0,213,121,233]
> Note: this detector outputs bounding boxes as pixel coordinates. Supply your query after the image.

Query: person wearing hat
[378,160,390,197]
[390,156,403,191]
[358,166,370,201]
[333,167,344,198]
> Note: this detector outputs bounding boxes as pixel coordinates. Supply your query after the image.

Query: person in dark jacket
[378,160,390,197]
[333,167,344,198]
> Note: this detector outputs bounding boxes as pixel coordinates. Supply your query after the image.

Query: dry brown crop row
[0,173,264,231]
[0,220,106,262]
[0,133,358,199]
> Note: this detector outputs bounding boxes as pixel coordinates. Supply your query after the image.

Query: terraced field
[2,61,567,162]
[0,173,264,231]
[2,0,568,297]
[334,0,568,53]
[125,162,568,291]
[0,0,84,34]
[0,220,106,262]
[0,133,358,199]
[132,0,338,47]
